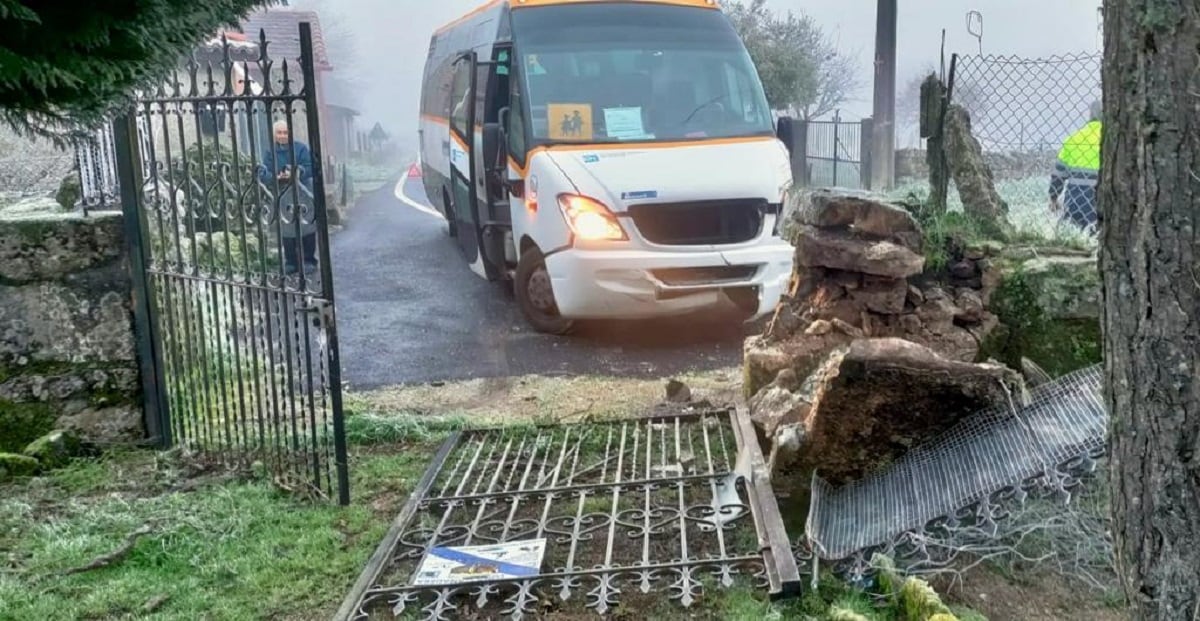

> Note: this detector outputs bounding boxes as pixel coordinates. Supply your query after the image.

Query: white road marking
[394,167,445,220]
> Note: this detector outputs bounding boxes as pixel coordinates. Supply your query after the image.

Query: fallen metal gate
[118,25,349,503]
[336,409,801,620]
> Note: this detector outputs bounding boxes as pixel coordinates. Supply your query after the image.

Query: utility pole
[871,0,898,191]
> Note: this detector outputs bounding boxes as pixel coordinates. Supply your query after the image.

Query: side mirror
[776,116,796,158]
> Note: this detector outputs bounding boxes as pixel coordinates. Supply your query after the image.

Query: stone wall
[0,211,142,452]
[896,148,1059,183]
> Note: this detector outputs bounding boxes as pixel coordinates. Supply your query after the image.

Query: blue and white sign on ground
[412,539,547,586]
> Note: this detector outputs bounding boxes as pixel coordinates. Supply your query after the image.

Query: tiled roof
[240,8,333,71]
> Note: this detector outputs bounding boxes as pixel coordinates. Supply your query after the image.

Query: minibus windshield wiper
[679,94,729,126]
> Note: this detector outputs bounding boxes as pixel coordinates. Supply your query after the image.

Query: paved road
[330,171,759,389]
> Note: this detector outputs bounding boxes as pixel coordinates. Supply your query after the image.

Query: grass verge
[0,429,440,620]
[2,375,1012,621]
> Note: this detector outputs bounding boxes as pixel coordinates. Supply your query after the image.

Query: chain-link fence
[0,127,75,205]
[0,124,126,215]
[947,52,1102,243]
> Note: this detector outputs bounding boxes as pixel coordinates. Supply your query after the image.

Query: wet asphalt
[330,172,757,389]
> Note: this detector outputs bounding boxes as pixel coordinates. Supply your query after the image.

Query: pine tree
[0,0,269,138]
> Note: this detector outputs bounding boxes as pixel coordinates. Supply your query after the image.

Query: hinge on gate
[296,295,334,326]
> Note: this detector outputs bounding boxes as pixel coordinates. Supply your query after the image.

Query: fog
[307,0,1102,154]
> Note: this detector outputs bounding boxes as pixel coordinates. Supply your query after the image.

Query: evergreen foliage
[0,0,268,138]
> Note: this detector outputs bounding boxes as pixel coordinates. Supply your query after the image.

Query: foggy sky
[327,0,1102,152]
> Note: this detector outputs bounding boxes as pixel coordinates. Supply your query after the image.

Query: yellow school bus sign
[547,103,593,141]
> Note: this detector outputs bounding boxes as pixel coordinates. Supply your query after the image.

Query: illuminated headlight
[557,194,627,241]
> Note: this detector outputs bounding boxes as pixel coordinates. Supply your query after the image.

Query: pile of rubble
[747,190,1021,498]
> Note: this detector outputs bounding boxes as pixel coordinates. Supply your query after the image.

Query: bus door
[448,52,480,264]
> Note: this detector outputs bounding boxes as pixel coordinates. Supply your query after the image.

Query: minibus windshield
[511,4,774,144]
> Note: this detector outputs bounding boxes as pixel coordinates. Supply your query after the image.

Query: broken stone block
[849,276,909,315]
[665,379,691,403]
[23,429,83,470]
[749,369,810,441]
[805,319,833,336]
[799,190,923,250]
[794,225,926,279]
[954,288,986,324]
[944,106,1012,237]
[762,338,1023,493]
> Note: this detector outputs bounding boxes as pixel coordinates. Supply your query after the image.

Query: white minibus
[419,0,796,334]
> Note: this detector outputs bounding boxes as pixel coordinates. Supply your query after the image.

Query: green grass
[0,429,441,620]
[0,405,991,621]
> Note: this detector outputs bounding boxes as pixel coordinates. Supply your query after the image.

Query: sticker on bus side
[547,103,593,141]
[621,190,658,200]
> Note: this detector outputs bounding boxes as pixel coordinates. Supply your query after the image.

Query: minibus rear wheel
[515,247,575,335]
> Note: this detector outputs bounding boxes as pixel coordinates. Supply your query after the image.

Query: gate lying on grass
[117,25,349,503]
[336,409,801,620]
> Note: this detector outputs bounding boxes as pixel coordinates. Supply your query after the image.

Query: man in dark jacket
[260,119,317,275]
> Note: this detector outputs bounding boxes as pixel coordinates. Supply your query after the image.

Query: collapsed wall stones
[747,190,1025,502]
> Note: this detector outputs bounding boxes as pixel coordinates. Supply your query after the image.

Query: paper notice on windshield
[604,107,652,140]
[548,103,593,140]
[412,539,546,586]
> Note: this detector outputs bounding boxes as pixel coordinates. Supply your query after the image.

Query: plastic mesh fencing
[948,53,1102,243]
[805,364,1105,569]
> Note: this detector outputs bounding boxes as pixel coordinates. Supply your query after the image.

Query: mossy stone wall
[981,252,1103,377]
[0,211,142,448]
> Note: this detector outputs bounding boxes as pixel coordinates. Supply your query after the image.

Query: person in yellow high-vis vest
[1049,101,1102,232]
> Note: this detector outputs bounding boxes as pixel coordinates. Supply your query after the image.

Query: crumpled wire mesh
[805,364,1105,568]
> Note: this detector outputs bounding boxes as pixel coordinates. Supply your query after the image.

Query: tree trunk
[1101,1,1200,619]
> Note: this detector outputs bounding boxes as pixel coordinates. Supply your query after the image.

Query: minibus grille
[651,265,760,286]
[628,199,766,245]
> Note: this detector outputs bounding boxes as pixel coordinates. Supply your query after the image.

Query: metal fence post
[300,21,351,506]
[113,112,170,448]
[832,111,841,187]
[796,118,809,185]
[859,118,874,190]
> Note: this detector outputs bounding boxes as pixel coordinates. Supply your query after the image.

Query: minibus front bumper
[544,241,795,320]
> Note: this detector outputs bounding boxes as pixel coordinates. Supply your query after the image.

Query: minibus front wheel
[515,247,575,335]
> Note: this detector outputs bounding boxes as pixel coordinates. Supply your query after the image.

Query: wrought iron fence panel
[805,117,864,189]
[337,411,802,620]
[948,53,1102,242]
[118,25,349,504]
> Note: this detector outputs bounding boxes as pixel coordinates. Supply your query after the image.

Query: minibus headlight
[557,194,626,241]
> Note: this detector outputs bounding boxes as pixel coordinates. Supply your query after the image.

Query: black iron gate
[335,409,801,620]
[117,25,349,504]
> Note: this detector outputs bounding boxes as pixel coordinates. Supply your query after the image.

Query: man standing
[260,119,318,275]
[1049,101,1103,233]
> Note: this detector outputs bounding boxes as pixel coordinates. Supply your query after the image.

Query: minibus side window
[508,68,528,164]
[450,63,471,131]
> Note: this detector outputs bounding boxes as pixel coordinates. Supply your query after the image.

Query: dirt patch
[352,369,743,423]
[939,566,1126,621]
